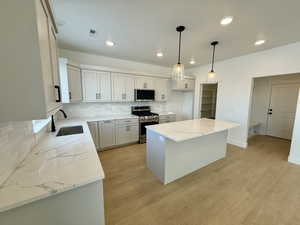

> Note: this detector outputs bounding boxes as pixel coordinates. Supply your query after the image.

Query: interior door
[267,84,300,139]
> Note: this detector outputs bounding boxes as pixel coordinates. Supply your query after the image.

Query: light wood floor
[98,135,300,225]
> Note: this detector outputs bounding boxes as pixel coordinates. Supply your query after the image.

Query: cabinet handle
[98,93,101,99]
[126,126,130,131]
[104,120,112,123]
[69,92,72,100]
[161,94,165,100]
[144,83,147,88]
[55,85,61,102]
[185,83,188,89]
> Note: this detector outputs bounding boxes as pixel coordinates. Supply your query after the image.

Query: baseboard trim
[228,139,248,149]
[288,155,300,166]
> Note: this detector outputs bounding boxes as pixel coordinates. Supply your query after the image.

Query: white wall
[59,49,195,120]
[289,90,300,165]
[188,42,300,148]
[60,49,172,77]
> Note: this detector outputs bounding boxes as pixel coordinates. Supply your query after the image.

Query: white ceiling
[53,0,300,68]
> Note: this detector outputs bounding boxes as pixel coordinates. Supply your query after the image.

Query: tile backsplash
[60,90,193,120]
[0,121,45,185]
[61,102,166,118]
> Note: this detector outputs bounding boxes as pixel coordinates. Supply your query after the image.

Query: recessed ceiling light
[255,40,266,46]
[105,40,115,47]
[156,52,163,57]
[190,59,196,65]
[220,16,233,26]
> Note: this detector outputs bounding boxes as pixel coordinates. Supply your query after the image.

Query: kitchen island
[146,118,239,184]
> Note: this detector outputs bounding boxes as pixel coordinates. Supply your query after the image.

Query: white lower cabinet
[88,122,100,150]
[159,114,176,123]
[99,120,116,150]
[116,125,139,145]
[88,118,139,151]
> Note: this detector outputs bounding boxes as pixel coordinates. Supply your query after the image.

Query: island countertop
[0,119,105,213]
[146,118,239,142]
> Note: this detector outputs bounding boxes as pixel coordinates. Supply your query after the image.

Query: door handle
[55,85,61,102]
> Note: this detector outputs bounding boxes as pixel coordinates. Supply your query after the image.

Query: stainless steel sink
[56,126,83,137]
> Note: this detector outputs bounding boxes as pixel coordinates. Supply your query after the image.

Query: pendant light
[208,41,219,79]
[172,26,186,80]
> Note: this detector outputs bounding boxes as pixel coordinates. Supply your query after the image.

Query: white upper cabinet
[0,0,62,122]
[68,67,82,102]
[48,23,60,86]
[155,78,169,101]
[111,73,135,102]
[59,58,82,103]
[172,78,195,91]
[82,70,111,102]
[135,76,154,90]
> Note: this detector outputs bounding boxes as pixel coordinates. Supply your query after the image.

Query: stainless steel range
[131,106,159,143]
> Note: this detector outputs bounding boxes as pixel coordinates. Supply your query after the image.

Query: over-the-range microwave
[134,89,155,101]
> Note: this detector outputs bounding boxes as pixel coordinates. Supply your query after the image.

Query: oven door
[140,121,158,137]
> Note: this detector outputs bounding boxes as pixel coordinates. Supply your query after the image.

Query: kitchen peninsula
[146,119,239,184]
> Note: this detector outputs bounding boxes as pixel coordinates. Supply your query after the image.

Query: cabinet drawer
[159,115,176,121]
[116,118,138,126]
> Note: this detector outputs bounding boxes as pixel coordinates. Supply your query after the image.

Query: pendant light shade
[172,63,185,80]
[208,41,219,80]
[172,26,186,80]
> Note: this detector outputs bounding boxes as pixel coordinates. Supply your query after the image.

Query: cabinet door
[49,24,60,86]
[98,71,111,102]
[36,0,59,113]
[99,120,116,149]
[68,66,82,102]
[111,74,125,101]
[155,78,169,101]
[82,70,98,102]
[112,73,134,102]
[135,77,154,89]
[116,125,139,145]
[125,76,135,102]
[184,79,195,90]
[88,122,99,150]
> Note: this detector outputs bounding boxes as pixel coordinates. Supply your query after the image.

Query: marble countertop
[146,118,239,142]
[81,114,138,122]
[0,119,105,213]
[153,111,176,116]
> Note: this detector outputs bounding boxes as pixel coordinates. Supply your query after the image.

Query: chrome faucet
[51,109,68,132]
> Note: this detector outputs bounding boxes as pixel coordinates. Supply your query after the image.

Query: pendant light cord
[211,44,216,72]
[178,31,182,64]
